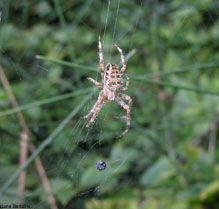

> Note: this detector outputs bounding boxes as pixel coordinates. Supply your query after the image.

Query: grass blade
[36,56,219,96]
[0,88,91,117]
[134,77,219,96]
[145,62,219,78]
[36,55,97,72]
[0,89,97,198]
[53,0,74,60]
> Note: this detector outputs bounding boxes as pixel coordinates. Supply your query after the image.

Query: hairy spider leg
[86,95,105,128]
[98,36,104,82]
[87,77,103,88]
[82,90,104,119]
[83,90,105,128]
[115,93,132,138]
[120,73,129,91]
[114,93,132,120]
[113,116,127,119]
[114,44,126,74]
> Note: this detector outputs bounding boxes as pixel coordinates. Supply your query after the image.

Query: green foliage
[140,158,175,186]
[0,0,219,208]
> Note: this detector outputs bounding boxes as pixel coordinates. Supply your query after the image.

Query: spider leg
[119,73,129,91]
[82,90,105,128]
[98,36,104,82]
[115,93,132,138]
[113,116,127,119]
[86,97,105,128]
[87,77,103,88]
[82,90,104,119]
[114,44,126,74]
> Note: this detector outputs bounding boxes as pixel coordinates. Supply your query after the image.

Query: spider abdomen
[104,63,123,90]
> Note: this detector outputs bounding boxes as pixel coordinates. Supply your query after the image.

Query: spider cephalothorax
[82,36,132,138]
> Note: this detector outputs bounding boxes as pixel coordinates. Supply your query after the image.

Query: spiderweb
[0,0,219,209]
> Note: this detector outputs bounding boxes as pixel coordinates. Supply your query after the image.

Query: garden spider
[82,36,132,138]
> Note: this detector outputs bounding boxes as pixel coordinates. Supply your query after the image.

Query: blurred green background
[0,0,219,208]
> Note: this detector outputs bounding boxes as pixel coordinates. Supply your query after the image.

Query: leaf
[200,180,219,201]
[48,67,62,81]
[80,166,114,189]
[35,1,51,17]
[1,187,20,204]
[26,106,42,120]
[140,157,175,186]
[49,178,76,204]
[176,183,206,201]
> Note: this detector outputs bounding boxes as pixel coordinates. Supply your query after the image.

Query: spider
[82,36,132,138]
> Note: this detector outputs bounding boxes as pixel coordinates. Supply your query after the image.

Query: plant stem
[0,88,91,117]
[36,55,219,96]
[36,55,97,72]
[134,77,219,96]
[145,62,219,78]
[0,89,96,198]
[53,0,74,60]
[0,66,58,209]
